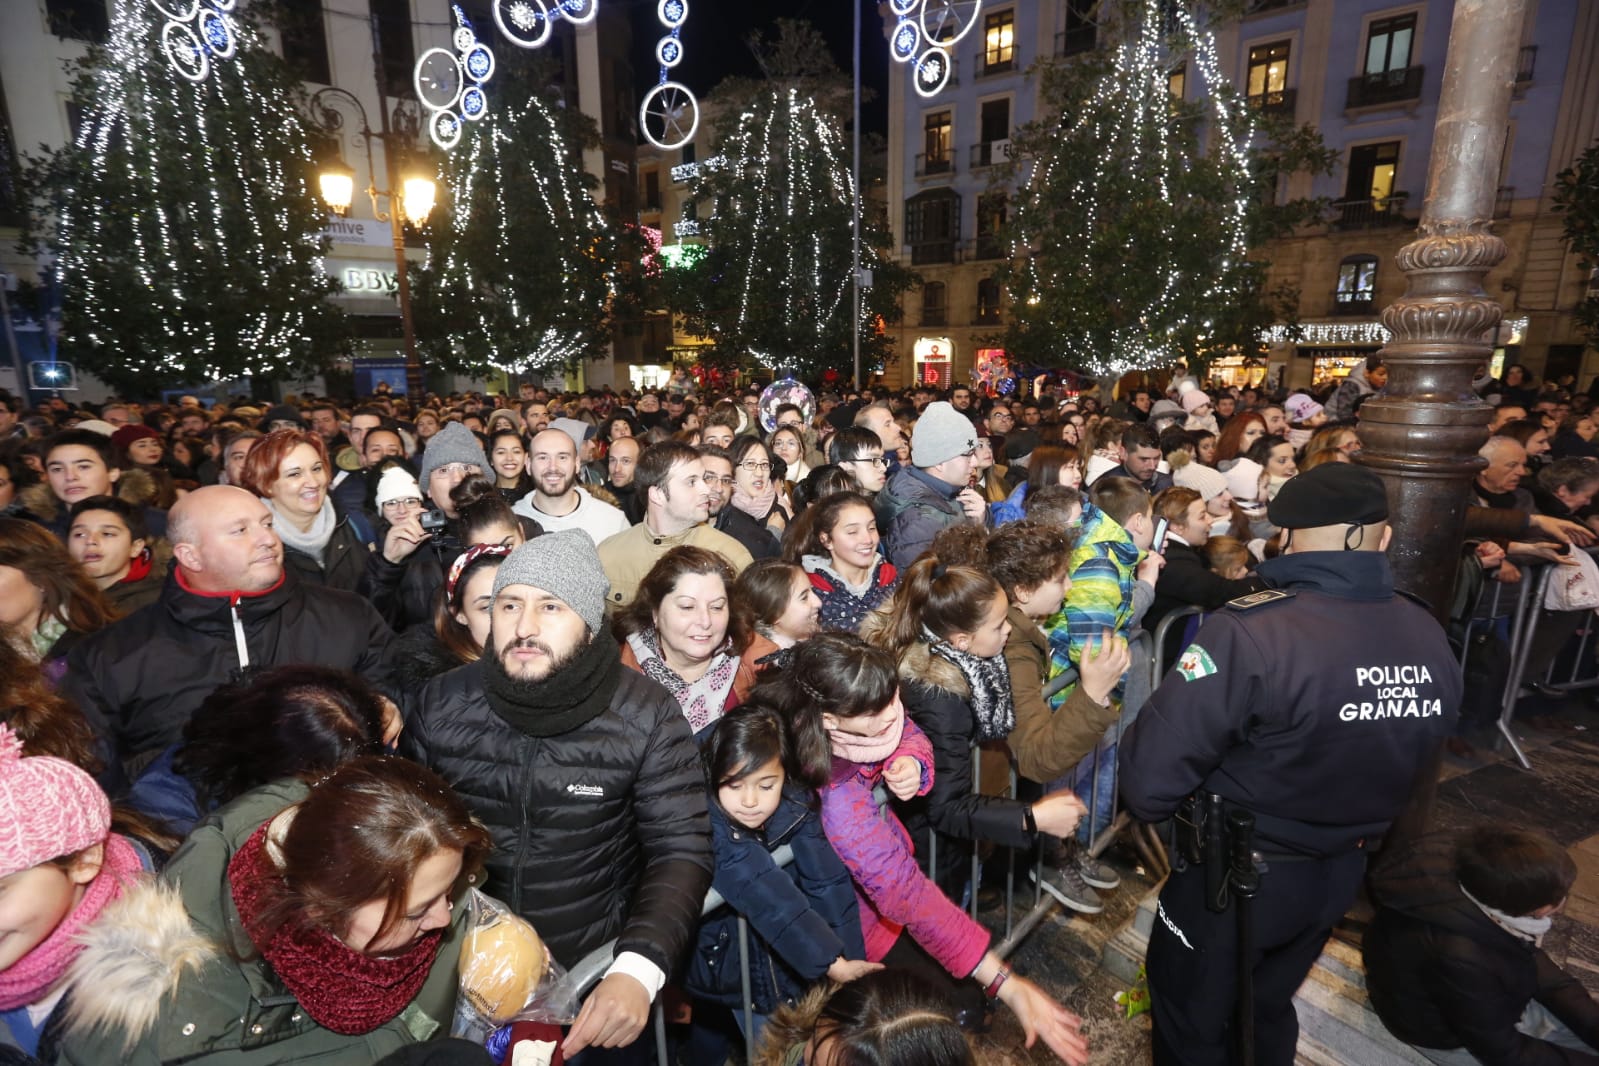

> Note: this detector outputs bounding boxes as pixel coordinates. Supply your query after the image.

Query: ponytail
[749,633,899,790]
[870,555,1002,658]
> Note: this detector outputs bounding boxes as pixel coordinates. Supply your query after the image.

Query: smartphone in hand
[1152,516,1170,554]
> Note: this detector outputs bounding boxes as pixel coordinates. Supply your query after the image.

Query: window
[920,111,952,175]
[642,170,661,211]
[45,0,107,41]
[680,141,695,166]
[921,282,947,327]
[1335,255,1378,313]
[906,189,960,265]
[278,0,331,84]
[0,80,18,228]
[976,277,1002,325]
[982,10,1015,72]
[980,98,1010,144]
[1168,64,1186,100]
[1246,40,1292,112]
[1338,142,1404,226]
[1058,0,1095,55]
[1364,14,1416,76]
[372,0,415,98]
[976,193,1007,259]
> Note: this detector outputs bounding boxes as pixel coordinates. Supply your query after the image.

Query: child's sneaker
[1032,862,1104,914]
[1075,852,1122,891]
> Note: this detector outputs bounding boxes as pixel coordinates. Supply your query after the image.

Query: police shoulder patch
[1225,589,1294,611]
[1176,644,1218,682]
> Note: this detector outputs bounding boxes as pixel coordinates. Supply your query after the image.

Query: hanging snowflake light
[886,0,982,99]
[640,0,698,150]
[416,5,496,150]
[152,0,238,81]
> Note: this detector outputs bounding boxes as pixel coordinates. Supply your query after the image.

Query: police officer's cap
[1267,463,1389,529]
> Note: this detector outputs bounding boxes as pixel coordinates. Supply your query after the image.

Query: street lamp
[306,85,436,398]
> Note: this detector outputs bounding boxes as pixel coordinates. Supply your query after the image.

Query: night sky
[624,0,890,137]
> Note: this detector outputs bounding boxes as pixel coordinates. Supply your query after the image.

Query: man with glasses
[875,401,986,569]
[828,426,890,496]
[597,441,754,607]
[698,445,778,561]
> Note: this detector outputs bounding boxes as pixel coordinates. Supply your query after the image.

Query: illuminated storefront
[914,337,954,388]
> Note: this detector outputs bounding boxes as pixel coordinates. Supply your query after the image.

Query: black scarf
[925,632,1015,742]
[481,627,623,738]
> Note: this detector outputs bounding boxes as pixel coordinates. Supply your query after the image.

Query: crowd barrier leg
[970,745,981,921]
[1005,760,1018,939]
[736,916,754,1066]
[652,1001,667,1066]
[1496,564,1553,770]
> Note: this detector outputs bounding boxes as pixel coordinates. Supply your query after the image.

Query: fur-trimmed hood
[59,880,215,1052]
[16,466,161,524]
[857,607,969,698]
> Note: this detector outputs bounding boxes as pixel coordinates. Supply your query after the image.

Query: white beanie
[1224,458,1265,503]
[1173,458,1229,501]
[375,466,422,507]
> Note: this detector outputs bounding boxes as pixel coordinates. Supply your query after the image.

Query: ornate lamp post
[306,85,436,399]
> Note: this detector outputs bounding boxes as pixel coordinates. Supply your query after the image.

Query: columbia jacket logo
[565,783,604,797]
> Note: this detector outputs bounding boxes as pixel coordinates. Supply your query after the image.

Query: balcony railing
[973,304,1003,326]
[969,140,1012,169]
[910,241,956,266]
[1246,87,1296,115]
[915,153,954,178]
[1346,65,1424,108]
[1055,25,1096,56]
[1330,193,1411,230]
[974,51,1017,77]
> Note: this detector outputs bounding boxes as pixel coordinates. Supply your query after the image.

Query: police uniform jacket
[1119,551,1460,857]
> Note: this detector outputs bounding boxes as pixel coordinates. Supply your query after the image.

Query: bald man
[61,485,395,783]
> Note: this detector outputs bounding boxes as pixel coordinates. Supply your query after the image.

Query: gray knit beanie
[911,401,978,468]
[418,422,490,488]
[491,529,610,634]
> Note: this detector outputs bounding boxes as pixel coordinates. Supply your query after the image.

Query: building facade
[0,0,635,399]
[880,0,1599,393]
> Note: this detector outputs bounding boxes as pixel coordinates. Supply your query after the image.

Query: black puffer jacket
[62,565,394,777]
[400,662,713,975]
[1364,832,1599,1064]
[279,514,371,594]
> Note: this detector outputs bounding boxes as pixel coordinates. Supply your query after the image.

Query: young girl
[0,723,152,1058]
[756,635,1089,1064]
[756,969,975,1066]
[1205,536,1253,580]
[786,493,898,635]
[736,559,822,650]
[686,705,877,1054]
[861,554,1088,905]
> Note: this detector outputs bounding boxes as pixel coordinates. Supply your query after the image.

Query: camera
[419,509,449,532]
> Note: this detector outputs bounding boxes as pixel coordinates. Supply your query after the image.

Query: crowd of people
[0,361,1596,1066]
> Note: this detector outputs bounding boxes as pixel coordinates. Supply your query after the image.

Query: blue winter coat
[686,786,864,1012]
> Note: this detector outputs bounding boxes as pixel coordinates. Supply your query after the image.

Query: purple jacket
[818,720,990,978]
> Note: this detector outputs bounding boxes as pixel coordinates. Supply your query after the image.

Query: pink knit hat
[0,723,111,878]
[1181,390,1212,413]
[1225,458,1266,503]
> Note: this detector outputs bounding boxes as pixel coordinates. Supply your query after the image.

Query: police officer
[1120,462,1460,1066]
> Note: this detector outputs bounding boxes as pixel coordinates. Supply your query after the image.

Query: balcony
[910,241,956,266]
[969,139,1012,169]
[1345,65,1424,109]
[1330,193,1411,230]
[1055,25,1095,57]
[1246,87,1296,116]
[1333,292,1375,316]
[915,153,954,178]
[973,304,1003,326]
[974,51,1017,78]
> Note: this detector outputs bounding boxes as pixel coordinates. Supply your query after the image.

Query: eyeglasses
[739,461,772,473]
[706,475,735,487]
[382,497,424,511]
[845,455,888,468]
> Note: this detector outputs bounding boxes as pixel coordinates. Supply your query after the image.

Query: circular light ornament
[495,0,552,48]
[561,0,598,24]
[197,9,235,58]
[460,85,488,120]
[453,25,476,51]
[656,36,683,68]
[920,0,982,47]
[891,19,920,62]
[207,0,236,12]
[414,48,464,111]
[639,81,699,151]
[464,43,494,82]
[151,0,199,19]
[913,47,952,97]
[429,109,463,150]
[889,0,917,13]
[657,0,687,29]
[162,21,209,81]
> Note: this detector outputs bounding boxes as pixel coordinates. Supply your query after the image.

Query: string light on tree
[640,0,698,150]
[1008,0,1259,377]
[27,0,347,390]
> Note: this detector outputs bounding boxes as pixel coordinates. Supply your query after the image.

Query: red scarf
[120,549,152,587]
[228,825,443,1036]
